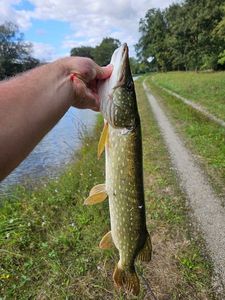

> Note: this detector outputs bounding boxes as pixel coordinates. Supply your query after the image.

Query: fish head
[98,43,138,129]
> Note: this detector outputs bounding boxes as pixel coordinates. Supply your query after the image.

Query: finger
[88,78,98,93]
[75,96,99,111]
[95,64,113,80]
[92,106,99,112]
[85,89,100,110]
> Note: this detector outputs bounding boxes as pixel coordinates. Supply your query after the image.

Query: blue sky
[0,0,179,61]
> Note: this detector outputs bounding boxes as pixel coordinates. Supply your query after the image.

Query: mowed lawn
[151,72,225,121]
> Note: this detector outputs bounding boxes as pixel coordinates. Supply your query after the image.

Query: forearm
[0,59,73,181]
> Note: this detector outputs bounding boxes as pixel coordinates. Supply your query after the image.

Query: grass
[0,119,115,299]
[146,74,225,203]
[152,71,225,121]
[0,79,216,299]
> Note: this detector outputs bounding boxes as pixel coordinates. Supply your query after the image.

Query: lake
[0,108,97,190]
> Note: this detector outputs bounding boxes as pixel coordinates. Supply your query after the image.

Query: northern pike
[84,43,151,295]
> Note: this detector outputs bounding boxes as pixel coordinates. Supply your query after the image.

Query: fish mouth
[117,44,128,86]
[121,43,128,69]
[122,43,128,60]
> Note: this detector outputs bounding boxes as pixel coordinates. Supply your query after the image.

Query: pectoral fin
[98,122,109,159]
[99,231,114,249]
[84,184,107,205]
[137,233,152,262]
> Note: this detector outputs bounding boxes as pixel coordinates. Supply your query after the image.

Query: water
[0,108,97,189]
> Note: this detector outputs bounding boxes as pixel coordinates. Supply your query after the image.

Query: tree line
[1,0,225,79]
[70,37,121,66]
[135,0,225,71]
[70,39,148,74]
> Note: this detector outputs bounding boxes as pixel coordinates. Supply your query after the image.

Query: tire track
[143,80,225,292]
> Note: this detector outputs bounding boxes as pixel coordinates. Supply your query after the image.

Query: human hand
[64,57,113,111]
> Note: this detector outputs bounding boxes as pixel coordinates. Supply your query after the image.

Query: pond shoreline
[0,108,97,193]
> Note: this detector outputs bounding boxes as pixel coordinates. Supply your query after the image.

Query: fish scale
[84,43,152,296]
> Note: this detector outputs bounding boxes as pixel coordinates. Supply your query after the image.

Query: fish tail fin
[113,263,140,296]
[137,233,152,262]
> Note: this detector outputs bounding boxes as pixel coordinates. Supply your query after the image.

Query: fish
[84,43,152,296]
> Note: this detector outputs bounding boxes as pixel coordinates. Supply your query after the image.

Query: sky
[0,0,179,61]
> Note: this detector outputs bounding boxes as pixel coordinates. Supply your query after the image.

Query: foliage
[136,0,225,71]
[70,46,94,59]
[71,37,121,66]
[0,22,39,79]
[218,50,225,65]
[214,5,225,66]
[93,38,121,66]
[129,57,151,74]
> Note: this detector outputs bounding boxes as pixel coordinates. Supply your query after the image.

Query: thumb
[96,64,113,80]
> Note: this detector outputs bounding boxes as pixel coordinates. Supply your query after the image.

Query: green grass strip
[152,71,225,121]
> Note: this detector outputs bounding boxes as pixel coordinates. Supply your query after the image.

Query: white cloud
[30,0,179,56]
[0,0,32,29]
[0,0,181,59]
[31,42,61,61]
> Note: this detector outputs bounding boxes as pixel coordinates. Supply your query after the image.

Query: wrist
[51,57,77,106]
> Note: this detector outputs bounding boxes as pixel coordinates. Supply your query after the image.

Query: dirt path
[143,80,225,292]
[151,78,225,128]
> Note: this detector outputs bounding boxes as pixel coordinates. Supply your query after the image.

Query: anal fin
[137,233,152,262]
[84,184,107,205]
[98,122,109,159]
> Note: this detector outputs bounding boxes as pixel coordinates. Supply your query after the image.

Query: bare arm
[0,57,112,181]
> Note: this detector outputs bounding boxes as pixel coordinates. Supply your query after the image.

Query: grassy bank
[0,80,215,299]
[146,74,225,204]
[0,118,115,299]
[152,71,225,121]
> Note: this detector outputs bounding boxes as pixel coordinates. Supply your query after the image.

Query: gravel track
[143,80,225,292]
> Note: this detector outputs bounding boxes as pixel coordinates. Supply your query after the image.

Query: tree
[136,0,225,71]
[93,38,121,66]
[0,22,39,79]
[183,0,224,70]
[164,3,190,71]
[212,4,225,68]
[129,57,150,74]
[70,46,95,59]
[70,38,121,66]
[135,9,170,71]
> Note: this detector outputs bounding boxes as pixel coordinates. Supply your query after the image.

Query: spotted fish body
[85,44,151,295]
